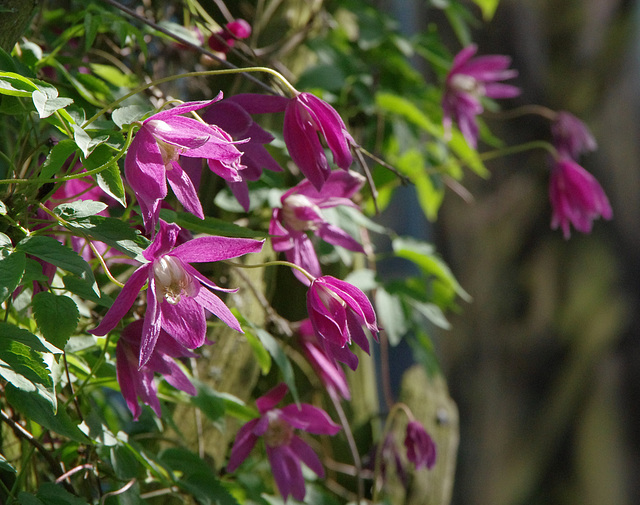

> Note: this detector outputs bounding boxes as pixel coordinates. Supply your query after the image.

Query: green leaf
[62,274,112,307]
[472,0,500,20]
[159,209,266,239]
[5,385,89,443]
[90,63,139,89]
[84,12,100,51]
[17,235,99,295]
[375,92,440,136]
[39,139,78,180]
[190,381,226,429]
[159,447,240,505]
[83,143,127,207]
[32,292,79,349]
[66,215,149,261]
[0,239,25,304]
[36,482,90,505]
[112,105,149,128]
[0,71,37,97]
[95,163,126,207]
[407,299,451,330]
[31,88,73,119]
[375,288,408,346]
[244,328,271,375]
[253,328,299,404]
[72,124,94,157]
[392,236,471,301]
[54,200,108,220]
[0,321,54,353]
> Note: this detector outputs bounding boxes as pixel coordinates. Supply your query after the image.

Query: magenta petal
[161,359,197,396]
[316,223,364,252]
[90,265,149,336]
[166,163,204,219]
[286,234,321,284]
[193,287,243,333]
[267,445,305,502]
[160,296,207,348]
[279,404,341,435]
[145,117,211,149]
[150,95,222,122]
[143,220,181,260]
[227,418,260,472]
[289,435,325,477]
[116,343,143,419]
[256,383,288,413]
[139,277,162,367]
[171,236,264,263]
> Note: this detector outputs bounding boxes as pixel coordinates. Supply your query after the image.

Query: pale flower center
[263,411,293,448]
[282,194,321,232]
[153,255,196,305]
[450,73,485,97]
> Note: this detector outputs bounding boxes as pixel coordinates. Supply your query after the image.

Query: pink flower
[125,96,244,234]
[210,92,354,190]
[442,44,520,148]
[284,92,355,190]
[270,171,365,285]
[208,19,251,54]
[551,111,597,159]
[307,275,379,357]
[298,319,351,400]
[549,157,612,239]
[116,319,197,420]
[404,421,436,470]
[227,383,341,502]
[90,220,264,366]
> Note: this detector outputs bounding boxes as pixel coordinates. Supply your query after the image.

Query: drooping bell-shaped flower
[549,157,612,239]
[227,383,341,502]
[404,421,437,470]
[306,275,379,359]
[442,44,520,148]
[270,170,366,285]
[116,319,198,420]
[551,111,597,159]
[90,220,264,366]
[298,319,351,399]
[125,95,245,234]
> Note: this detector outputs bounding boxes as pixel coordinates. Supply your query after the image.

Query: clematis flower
[284,92,355,190]
[549,157,612,239]
[298,319,351,399]
[125,95,245,234]
[442,44,520,148]
[201,97,283,211]
[90,220,264,366]
[116,319,197,420]
[227,383,341,502]
[404,421,437,470]
[208,19,252,54]
[307,275,379,357]
[270,170,366,285]
[551,111,597,159]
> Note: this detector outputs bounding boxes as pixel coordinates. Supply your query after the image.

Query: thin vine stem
[82,66,297,129]
[225,258,315,284]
